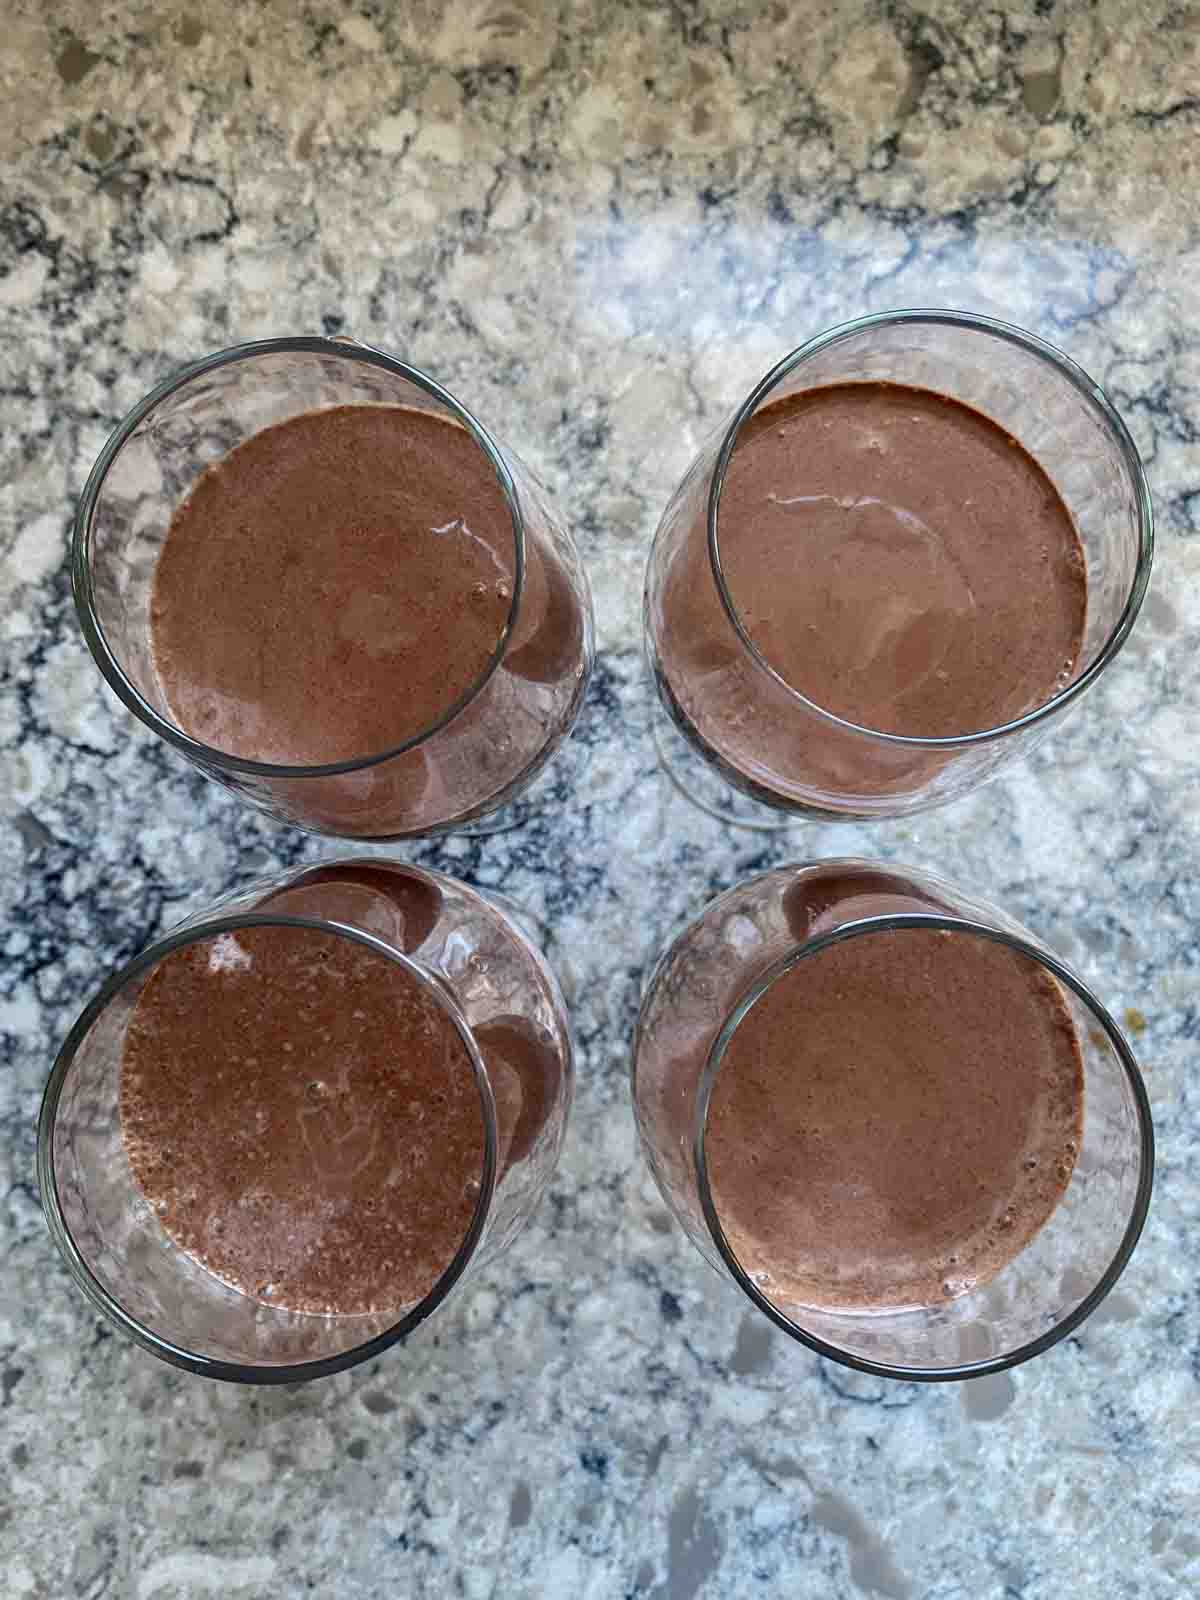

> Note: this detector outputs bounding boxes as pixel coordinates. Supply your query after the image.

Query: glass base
[457,729,593,837]
[457,800,533,839]
[652,699,795,832]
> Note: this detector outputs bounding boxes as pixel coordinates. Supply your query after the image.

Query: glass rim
[693,910,1154,1383]
[706,307,1155,749]
[36,910,500,1385]
[72,334,527,778]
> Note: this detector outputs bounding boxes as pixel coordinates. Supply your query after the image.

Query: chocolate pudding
[119,924,486,1315]
[656,381,1088,804]
[705,928,1084,1311]
[255,861,564,1177]
[149,404,515,766]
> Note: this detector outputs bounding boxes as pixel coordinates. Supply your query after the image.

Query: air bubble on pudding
[750,1269,771,1288]
[207,933,253,974]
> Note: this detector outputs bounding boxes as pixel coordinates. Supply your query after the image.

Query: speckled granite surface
[2,2,1198,1596]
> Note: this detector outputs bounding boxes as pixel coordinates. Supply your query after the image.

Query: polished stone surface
[2,2,1198,1596]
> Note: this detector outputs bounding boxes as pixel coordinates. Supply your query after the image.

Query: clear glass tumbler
[632,860,1153,1380]
[644,310,1153,825]
[38,858,573,1382]
[73,336,594,837]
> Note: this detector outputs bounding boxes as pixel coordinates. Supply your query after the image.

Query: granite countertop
[2,2,1198,1596]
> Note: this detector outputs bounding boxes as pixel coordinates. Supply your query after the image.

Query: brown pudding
[658,381,1087,804]
[705,927,1084,1310]
[150,404,514,766]
[120,924,486,1315]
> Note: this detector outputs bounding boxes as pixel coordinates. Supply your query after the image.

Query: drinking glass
[632,859,1153,1380]
[73,336,594,837]
[38,858,573,1382]
[644,310,1153,826]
